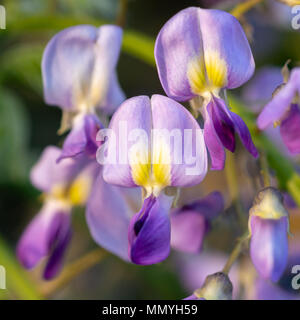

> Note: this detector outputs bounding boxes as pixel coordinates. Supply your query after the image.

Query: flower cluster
[17,6,300,300]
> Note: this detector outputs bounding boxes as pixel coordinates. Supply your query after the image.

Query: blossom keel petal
[250,215,288,282]
[129,194,172,265]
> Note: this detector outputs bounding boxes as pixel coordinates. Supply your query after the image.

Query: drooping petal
[58,114,103,162]
[102,96,152,187]
[280,104,300,154]
[204,102,226,170]
[250,215,289,282]
[30,146,84,192]
[170,192,223,253]
[151,95,207,187]
[155,7,254,101]
[209,98,235,152]
[42,24,123,111]
[86,170,141,261]
[17,200,72,279]
[128,193,173,265]
[229,109,258,158]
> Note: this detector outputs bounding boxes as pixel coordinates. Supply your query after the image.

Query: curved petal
[257,80,297,129]
[250,215,288,282]
[30,146,84,192]
[209,98,235,152]
[42,24,123,111]
[204,102,226,170]
[155,8,254,101]
[102,96,152,187]
[16,201,72,279]
[129,193,173,265]
[151,95,207,187]
[280,104,300,155]
[155,7,203,101]
[86,171,141,261]
[229,110,258,158]
[58,114,103,162]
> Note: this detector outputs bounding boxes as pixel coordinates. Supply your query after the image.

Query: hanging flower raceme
[257,68,300,155]
[170,191,224,253]
[97,94,207,264]
[248,187,290,282]
[42,24,125,161]
[154,7,258,170]
[17,147,97,279]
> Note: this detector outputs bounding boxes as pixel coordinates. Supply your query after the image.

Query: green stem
[224,151,248,229]
[39,248,107,298]
[230,0,264,19]
[116,0,129,28]
[222,232,249,275]
[259,151,271,188]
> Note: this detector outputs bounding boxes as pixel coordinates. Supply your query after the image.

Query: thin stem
[259,151,271,188]
[116,0,129,28]
[39,248,107,298]
[224,151,248,229]
[222,232,249,275]
[230,0,264,19]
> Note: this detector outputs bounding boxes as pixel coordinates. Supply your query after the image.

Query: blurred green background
[0,0,300,300]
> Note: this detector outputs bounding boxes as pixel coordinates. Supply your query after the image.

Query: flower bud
[193,272,233,300]
[249,187,289,282]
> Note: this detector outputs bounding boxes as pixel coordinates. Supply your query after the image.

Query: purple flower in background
[170,191,224,253]
[42,24,125,161]
[249,187,290,282]
[155,7,258,170]
[257,68,300,155]
[17,147,97,279]
[94,94,207,264]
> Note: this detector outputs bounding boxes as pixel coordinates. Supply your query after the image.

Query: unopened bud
[193,272,233,300]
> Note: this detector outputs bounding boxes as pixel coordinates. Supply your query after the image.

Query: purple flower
[170,191,224,253]
[17,146,97,279]
[42,25,125,161]
[249,188,290,282]
[89,94,207,264]
[154,7,258,170]
[257,68,300,155]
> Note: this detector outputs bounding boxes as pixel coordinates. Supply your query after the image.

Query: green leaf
[0,235,42,299]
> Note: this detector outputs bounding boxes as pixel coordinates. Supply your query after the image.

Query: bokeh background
[0,0,300,299]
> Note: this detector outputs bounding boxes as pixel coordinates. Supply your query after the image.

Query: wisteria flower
[257,68,300,155]
[17,146,97,279]
[249,187,290,282]
[42,24,125,161]
[95,94,207,264]
[155,7,258,170]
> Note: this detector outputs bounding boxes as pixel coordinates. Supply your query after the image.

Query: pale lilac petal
[58,114,103,162]
[250,215,288,282]
[280,104,300,155]
[155,8,254,101]
[30,146,84,192]
[86,171,141,261]
[102,96,152,187]
[154,7,203,101]
[151,95,207,187]
[170,192,223,253]
[257,80,297,129]
[128,194,173,265]
[204,102,226,170]
[42,24,123,111]
[17,201,72,279]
